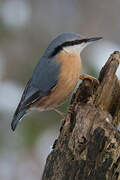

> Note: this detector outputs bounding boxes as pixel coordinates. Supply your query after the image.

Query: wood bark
[42,51,120,180]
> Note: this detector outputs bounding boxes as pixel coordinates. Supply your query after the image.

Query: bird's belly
[52,69,80,106]
[35,57,81,110]
[36,75,79,110]
[49,76,79,107]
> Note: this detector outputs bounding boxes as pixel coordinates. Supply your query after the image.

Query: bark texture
[42,51,120,180]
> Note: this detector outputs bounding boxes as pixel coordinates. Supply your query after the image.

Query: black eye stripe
[49,39,87,58]
[49,46,62,58]
[62,39,87,47]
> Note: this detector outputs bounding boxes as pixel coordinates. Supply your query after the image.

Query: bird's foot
[54,108,65,118]
[79,74,99,88]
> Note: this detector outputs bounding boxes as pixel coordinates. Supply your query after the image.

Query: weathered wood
[42,51,120,180]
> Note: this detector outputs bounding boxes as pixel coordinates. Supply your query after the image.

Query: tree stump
[42,51,120,180]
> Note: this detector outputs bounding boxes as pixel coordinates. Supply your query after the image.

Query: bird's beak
[86,37,103,43]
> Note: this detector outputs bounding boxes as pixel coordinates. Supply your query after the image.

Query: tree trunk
[42,51,120,180]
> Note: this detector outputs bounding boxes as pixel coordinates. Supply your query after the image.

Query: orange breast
[35,51,82,110]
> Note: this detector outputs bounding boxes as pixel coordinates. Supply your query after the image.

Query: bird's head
[44,32,102,58]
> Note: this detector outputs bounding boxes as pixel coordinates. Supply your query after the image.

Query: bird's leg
[79,74,99,87]
[54,108,65,118]
[67,104,75,114]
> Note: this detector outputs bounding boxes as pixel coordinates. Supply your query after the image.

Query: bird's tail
[11,108,26,131]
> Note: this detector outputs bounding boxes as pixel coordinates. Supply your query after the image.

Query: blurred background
[0,0,120,179]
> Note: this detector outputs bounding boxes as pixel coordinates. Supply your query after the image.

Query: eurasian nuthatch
[11,32,102,131]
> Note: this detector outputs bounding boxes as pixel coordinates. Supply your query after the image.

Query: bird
[11,32,102,131]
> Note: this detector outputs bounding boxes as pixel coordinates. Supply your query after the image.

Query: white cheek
[63,43,88,54]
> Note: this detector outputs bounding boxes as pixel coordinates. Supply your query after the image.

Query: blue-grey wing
[11,56,61,131]
[16,56,61,112]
